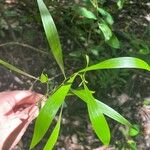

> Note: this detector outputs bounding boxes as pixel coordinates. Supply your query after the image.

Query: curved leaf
[107,34,120,49]
[117,0,124,9]
[95,100,131,126]
[30,76,76,149]
[72,85,110,145]
[0,58,37,80]
[72,89,131,127]
[76,6,97,20]
[129,124,139,137]
[37,0,65,75]
[98,8,114,25]
[88,102,110,145]
[44,110,62,150]
[98,20,112,41]
[79,57,150,72]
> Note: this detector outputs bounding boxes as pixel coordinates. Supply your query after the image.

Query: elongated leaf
[0,58,37,80]
[107,34,120,49]
[98,20,112,41]
[72,89,131,126]
[44,110,62,150]
[73,85,110,145]
[95,100,131,126]
[88,101,110,145]
[98,8,114,25]
[37,0,65,75]
[30,76,76,149]
[79,57,150,73]
[77,6,97,20]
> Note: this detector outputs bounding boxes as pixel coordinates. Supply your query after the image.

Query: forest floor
[0,0,150,150]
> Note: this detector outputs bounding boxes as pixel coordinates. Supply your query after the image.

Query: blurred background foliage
[0,0,150,97]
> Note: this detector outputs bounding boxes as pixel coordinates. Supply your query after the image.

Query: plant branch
[0,42,49,55]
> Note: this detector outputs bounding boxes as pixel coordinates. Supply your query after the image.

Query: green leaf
[129,124,140,137]
[88,101,110,145]
[98,8,114,25]
[79,57,150,73]
[107,34,120,49]
[72,85,110,145]
[44,110,62,150]
[37,0,65,76]
[0,58,37,80]
[127,140,137,150]
[72,89,131,127]
[117,0,124,9]
[39,73,48,83]
[77,6,97,20]
[30,75,76,149]
[95,100,131,126]
[98,20,112,41]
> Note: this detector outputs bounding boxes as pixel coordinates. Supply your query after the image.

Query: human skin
[0,90,42,150]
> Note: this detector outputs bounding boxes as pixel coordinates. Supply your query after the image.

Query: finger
[0,115,23,150]
[16,91,43,105]
[0,91,33,115]
[0,104,39,150]
[0,91,42,115]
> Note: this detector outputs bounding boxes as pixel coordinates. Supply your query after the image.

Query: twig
[29,73,62,91]
[0,41,49,55]
[29,78,39,91]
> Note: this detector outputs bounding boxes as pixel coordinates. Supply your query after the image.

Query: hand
[0,90,42,150]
